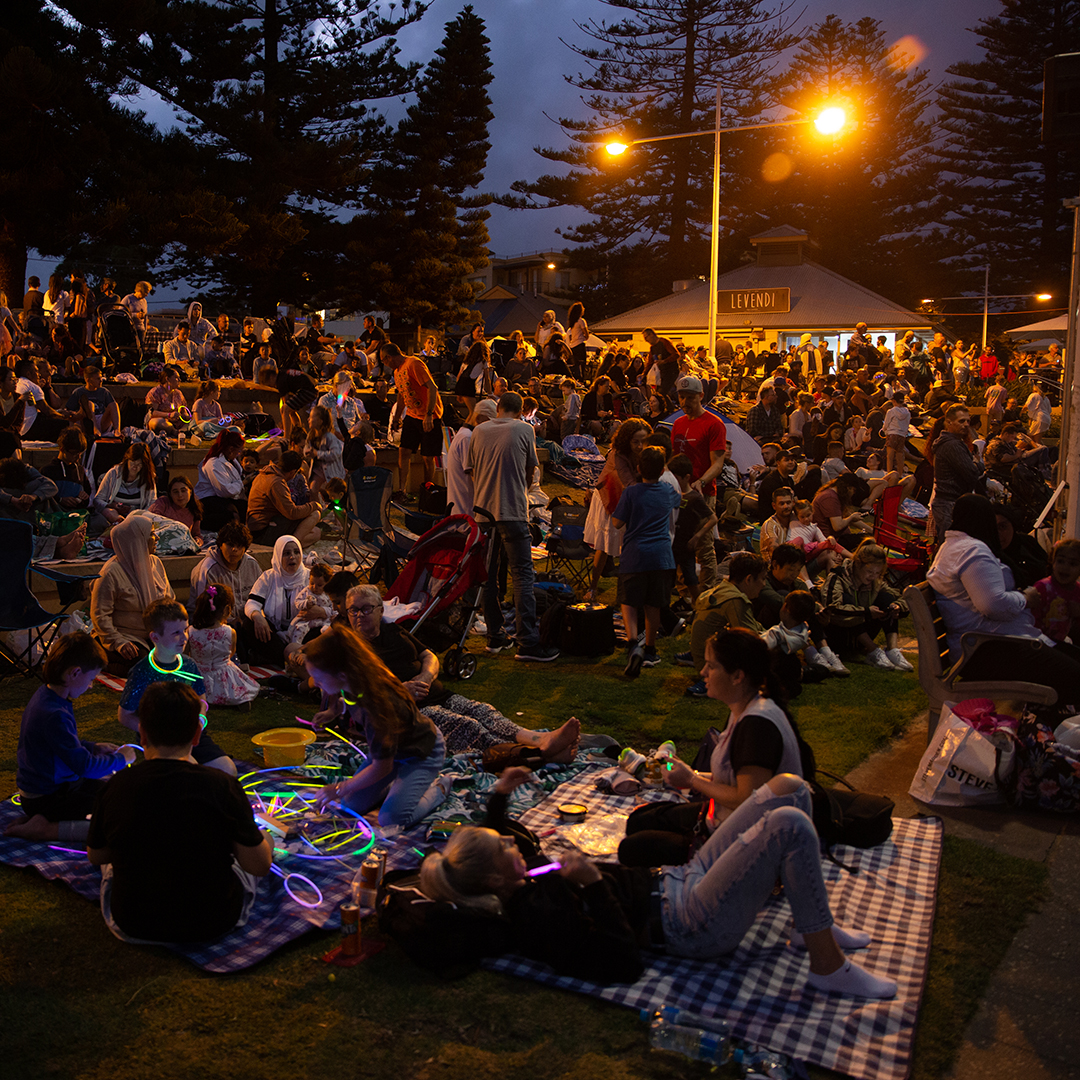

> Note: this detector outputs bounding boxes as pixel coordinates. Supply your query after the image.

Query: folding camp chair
[874,484,931,588]
[0,520,99,681]
[349,466,417,586]
[543,501,593,595]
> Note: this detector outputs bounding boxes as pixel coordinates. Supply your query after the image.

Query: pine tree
[749,15,940,305]
[505,0,802,316]
[350,5,494,334]
[51,0,429,312]
[0,5,240,304]
[934,0,1080,300]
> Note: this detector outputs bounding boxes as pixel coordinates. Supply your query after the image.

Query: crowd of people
[3,279,1076,1005]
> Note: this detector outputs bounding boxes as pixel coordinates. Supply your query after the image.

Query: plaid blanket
[94,665,285,695]
[0,749,596,972]
[482,770,942,1080]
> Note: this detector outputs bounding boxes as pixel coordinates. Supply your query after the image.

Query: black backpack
[809,771,895,871]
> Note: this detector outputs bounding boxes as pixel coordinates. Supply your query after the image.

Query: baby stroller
[382,514,489,679]
[96,304,143,374]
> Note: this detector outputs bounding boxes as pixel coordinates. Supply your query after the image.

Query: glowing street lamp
[604,93,846,358]
[920,270,1054,349]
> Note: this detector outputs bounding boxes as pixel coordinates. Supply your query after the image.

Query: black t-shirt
[364,395,393,426]
[359,326,386,352]
[729,715,785,774]
[87,759,263,942]
[370,621,451,706]
[754,469,796,521]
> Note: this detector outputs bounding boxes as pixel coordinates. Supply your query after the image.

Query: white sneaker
[865,647,896,670]
[885,647,914,672]
[470,618,487,636]
[809,651,833,672]
[819,645,850,676]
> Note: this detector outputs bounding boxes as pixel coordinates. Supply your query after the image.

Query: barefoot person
[320,585,581,759]
[309,625,449,828]
[5,632,136,843]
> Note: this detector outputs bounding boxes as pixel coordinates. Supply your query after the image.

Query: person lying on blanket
[88,681,273,945]
[420,767,897,999]
[5,632,136,843]
[116,598,235,776]
[309,584,581,760]
[619,629,810,868]
[309,625,450,828]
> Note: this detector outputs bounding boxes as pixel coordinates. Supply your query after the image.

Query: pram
[96,303,143,374]
[382,514,489,680]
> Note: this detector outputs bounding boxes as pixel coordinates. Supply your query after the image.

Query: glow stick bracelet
[269,864,323,909]
[526,861,562,877]
[120,744,144,753]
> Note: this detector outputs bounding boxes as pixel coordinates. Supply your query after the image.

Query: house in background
[592,225,931,358]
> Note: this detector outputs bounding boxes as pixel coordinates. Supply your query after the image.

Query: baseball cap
[676,376,703,394]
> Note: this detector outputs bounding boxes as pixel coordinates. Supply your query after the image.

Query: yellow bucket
[251,727,316,767]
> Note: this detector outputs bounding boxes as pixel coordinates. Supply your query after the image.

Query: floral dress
[186,625,259,705]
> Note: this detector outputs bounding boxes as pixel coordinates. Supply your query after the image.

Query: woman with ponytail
[619,628,809,867]
[309,625,448,827]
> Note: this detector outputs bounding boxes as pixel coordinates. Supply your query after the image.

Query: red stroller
[383,514,489,679]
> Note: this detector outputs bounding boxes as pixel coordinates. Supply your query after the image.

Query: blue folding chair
[348,467,416,585]
[0,520,99,680]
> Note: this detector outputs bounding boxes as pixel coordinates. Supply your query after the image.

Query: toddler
[787,499,846,564]
[560,379,581,442]
[1029,538,1080,644]
[191,379,225,440]
[761,589,816,655]
[289,562,333,644]
[186,584,259,707]
[668,454,717,602]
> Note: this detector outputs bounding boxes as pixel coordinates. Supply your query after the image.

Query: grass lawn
[0,602,1047,1079]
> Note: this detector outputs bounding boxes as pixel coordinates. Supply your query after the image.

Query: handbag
[908,700,1015,807]
[999,714,1080,813]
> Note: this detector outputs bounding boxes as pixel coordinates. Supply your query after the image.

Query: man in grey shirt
[468,392,558,662]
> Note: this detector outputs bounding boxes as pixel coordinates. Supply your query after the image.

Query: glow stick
[148,650,201,683]
[326,728,366,759]
[48,845,86,856]
[269,864,323,909]
[526,861,562,877]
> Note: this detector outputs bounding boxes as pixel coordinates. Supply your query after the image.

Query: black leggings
[829,616,898,654]
[959,637,1080,710]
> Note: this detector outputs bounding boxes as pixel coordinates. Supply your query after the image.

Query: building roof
[592,258,930,336]
[750,224,809,242]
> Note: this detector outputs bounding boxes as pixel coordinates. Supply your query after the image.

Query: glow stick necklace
[148,649,201,683]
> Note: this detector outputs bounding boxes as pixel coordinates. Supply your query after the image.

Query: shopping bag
[909,701,1011,806]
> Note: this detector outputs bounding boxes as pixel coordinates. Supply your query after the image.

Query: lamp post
[606,90,845,360]
[919,277,1053,349]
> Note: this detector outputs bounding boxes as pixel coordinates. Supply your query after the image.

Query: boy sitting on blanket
[5,632,136,842]
[89,681,273,944]
[117,598,236,776]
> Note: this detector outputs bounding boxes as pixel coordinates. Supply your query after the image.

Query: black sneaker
[624,645,644,679]
[516,644,560,662]
[641,646,662,668]
[485,635,513,655]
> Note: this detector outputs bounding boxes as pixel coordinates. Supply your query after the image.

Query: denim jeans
[483,520,539,646]
[660,780,833,959]
[341,729,447,828]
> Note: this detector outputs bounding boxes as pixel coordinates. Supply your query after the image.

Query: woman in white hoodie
[194,429,247,531]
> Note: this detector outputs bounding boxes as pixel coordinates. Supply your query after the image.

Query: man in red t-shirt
[382,342,444,501]
[671,376,726,589]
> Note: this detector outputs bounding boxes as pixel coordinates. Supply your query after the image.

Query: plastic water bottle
[733,1046,795,1078]
[640,1007,732,1065]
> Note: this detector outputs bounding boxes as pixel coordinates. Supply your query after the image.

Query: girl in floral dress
[186,584,259,707]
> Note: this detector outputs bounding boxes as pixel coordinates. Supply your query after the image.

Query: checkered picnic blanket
[94,665,284,694]
[482,769,942,1080]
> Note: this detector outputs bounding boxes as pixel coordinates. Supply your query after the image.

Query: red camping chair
[873,484,931,587]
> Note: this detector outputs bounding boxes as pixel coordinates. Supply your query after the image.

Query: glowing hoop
[270,864,324,909]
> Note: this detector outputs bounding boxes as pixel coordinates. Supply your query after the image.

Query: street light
[920,271,1054,349]
[604,90,846,358]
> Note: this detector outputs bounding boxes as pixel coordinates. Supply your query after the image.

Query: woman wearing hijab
[186,302,217,361]
[242,535,309,664]
[926,493,1080,704]
[90,515,174,673]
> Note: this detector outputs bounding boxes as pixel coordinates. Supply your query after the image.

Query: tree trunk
[0,220,27,311]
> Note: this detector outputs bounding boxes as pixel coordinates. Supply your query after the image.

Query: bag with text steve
[909,701,1015,807]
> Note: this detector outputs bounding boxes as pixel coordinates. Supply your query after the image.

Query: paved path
[844,716,1080,1079]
